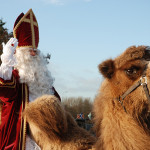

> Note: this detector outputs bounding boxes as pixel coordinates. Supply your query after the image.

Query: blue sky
[1,0,150,100]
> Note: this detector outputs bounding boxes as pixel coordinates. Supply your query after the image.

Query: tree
[0,19,13,64]
[62,97,93,119]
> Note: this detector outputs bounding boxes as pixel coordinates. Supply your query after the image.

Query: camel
[93,46,150,150]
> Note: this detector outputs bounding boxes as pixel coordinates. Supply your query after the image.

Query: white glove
[2,38,18,57]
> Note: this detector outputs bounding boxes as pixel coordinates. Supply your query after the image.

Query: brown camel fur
[23,95,96,150]
[93,46,150,150]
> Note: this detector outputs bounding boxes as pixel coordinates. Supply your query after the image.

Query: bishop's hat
[13,9,39,49]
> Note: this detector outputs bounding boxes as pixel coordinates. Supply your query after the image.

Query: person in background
[0,9,60,150]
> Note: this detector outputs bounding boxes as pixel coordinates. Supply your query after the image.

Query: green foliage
[0,19,13,64]
[62,97,93,119]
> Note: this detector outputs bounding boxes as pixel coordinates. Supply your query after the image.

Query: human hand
[2,38,18,56]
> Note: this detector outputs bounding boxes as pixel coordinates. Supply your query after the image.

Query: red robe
[0,70,61,150]
[0,70,28,150]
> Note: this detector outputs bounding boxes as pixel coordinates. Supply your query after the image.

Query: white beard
[14,47,54,101]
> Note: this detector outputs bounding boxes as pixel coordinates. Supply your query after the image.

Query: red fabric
[16,22,33,48]
[15,22,39,48]
[0,70,27,150]
[13,13,24,29]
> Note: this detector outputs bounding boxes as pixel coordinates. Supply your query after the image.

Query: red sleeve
[0,69,19,103]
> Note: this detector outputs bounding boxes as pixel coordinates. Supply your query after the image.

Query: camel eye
[125,66,139,76]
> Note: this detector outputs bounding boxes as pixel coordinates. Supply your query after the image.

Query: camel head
[93,45,150,150]
[97,46,150,129]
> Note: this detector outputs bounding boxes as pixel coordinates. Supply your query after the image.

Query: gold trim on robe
[18,84,29,150]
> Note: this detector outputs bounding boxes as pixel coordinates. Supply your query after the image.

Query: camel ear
[98,59,115,79]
